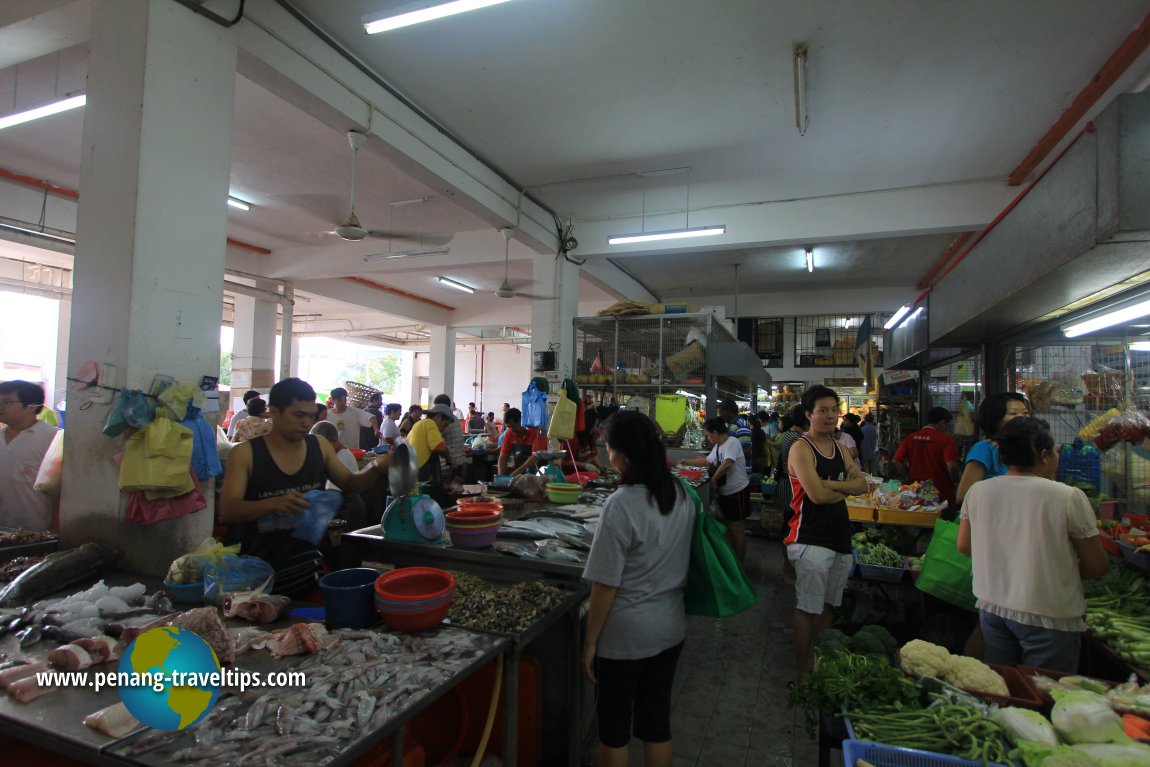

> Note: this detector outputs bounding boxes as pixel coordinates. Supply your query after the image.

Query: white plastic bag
[33,429,64,497]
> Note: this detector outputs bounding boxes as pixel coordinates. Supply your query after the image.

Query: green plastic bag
[681,480,757,617]
[915,518,976,612]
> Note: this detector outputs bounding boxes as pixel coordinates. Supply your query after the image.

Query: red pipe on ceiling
[1008,9,1150,185]
[343,276,456,312]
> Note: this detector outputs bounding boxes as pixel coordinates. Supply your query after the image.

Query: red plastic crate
[1017,665,1120,710]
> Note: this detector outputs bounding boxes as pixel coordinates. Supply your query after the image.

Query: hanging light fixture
[805,246,814,272]
[793,43,808,136]
[1062,292,1150,338]
[0,93,86,131]
[884,305,912,330]
[364,0,513,34]
[437,276,475,293]
[608,225,725,245]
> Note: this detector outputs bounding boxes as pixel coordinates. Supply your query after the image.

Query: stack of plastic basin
[445,508,502,548]
[373,567,455,632]
[545,482,582,504]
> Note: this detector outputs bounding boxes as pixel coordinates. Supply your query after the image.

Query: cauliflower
[899,639,951,678]
[943,655,1010,697]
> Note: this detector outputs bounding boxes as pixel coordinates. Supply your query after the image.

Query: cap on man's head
[330,387,348,400]
[425,403,456,421]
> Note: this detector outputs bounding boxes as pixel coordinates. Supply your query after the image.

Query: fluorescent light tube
[437,276,475,293]
[909,307,925,320]
[0,94,86,131]
[364,246,450,262]
[227,196,251,211]
[364,0,513,34]
[805,247,814,273]
[1129,341,1150,351]
[636,166,691,178]
[608,225,725,245]
[884,305,911,330]
[1063,298,1150,338]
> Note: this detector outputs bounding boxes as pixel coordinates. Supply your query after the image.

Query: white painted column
[60,0,237,575]
[230,293,277,406]
[53,296,71,413]
[428,326,456,400]
[289,336,302,378]
[531,253,580,379]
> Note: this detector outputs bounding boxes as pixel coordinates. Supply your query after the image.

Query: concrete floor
[587,534,824,767]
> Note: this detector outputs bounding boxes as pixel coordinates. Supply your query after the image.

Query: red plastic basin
[377,597,453,632]
[375,567,455,604]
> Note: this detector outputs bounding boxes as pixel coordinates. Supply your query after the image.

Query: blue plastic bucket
[319,567,380,629]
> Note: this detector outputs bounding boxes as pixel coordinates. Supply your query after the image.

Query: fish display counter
[0,567,512,767]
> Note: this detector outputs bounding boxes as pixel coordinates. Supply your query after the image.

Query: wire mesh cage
[793,313,888,369]
[574,314,716,390]
[928,355,984,460]
[1012,342,1150,517]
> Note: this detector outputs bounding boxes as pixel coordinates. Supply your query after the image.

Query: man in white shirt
[380,403,403,447]
[0,381,60,532]
[325,387,379,450]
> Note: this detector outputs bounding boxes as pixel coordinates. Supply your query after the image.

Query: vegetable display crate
[875,507,941,527]
[853,550,906,583]
[1118,539,1150,572]
[848,504,877,522]
[1056,442,1102,490]
[841,739,1015,767]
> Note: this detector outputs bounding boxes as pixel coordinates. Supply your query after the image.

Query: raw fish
[0,662,39,689]
[84,701,141,739]
[0,544,122,608]
[73,635,119,664]
[8,674,56,703]
[47,644,92,671]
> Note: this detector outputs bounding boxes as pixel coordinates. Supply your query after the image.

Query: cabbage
[1072,742,1150,766]
[1051,690,1129,744]
[993,707,1060,747]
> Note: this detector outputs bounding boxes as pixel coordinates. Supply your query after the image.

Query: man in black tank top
[219,378,392,596]
[785,386,869,685]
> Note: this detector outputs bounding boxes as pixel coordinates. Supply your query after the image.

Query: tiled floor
[615,534,823,766]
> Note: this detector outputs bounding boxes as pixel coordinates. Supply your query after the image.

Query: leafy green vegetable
[787,652,917,737]
[993,707,1060,747]
[855,624,897,655]
[847,703,1011,764]
[847,632,888,657]
[1051,690,1129,744]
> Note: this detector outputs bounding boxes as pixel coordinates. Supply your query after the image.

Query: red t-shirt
[500,427,546,456]
[893,426,960,503]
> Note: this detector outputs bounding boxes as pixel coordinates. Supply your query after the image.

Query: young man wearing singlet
[786,385,869,684]
[219,377,391,595]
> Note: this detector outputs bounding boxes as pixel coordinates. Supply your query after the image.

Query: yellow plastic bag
[547,390,577,440]
[119,416,194,492]
[655,394,688,435]
[166,537,242,584]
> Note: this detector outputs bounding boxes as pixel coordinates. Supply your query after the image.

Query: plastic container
[1118,537,1150,571]
[545,482,582,504]
[564,471,599,484]
[374,592,452,612]
[490,475,513,488]
[376,597,452,632]
[841,739,1013,767]
[848,504,877,522]
[319,567,381,629]
[448,505,503,518]
[163,580,205,605]
[853,550,906,583]
[447,526,499,548]
[375,567,455,603]
[348,448,366,460]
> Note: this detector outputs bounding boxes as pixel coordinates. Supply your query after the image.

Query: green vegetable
[815,639,848,659]
[1071,742,1150,766]
[818,628,848,646]
[855,625,897,655]
[847,632,888,657]
[1051,690,1129,745]
[855,541,903,567]
[787,652,917,737]
[993,707,1060,747]
[846,703,1010,763]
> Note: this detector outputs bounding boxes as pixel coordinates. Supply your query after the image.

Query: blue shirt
[860,423,878,460]
[965,439,1008,479]
[727,416,753,470]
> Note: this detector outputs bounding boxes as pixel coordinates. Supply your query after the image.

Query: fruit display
[1093,409,1150,451]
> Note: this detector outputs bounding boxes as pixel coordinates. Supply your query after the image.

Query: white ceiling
[1,0,1149,336]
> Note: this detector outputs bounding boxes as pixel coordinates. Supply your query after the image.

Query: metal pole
[279,283,294,381]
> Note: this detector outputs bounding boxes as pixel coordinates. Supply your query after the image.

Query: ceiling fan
[327,131,451,253]
[495,227,556,300]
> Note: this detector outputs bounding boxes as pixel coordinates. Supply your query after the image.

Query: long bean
[846,704,1009,764]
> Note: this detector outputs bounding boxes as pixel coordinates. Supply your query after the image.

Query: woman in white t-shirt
[958,417,1109,672]
[683,416,751,562]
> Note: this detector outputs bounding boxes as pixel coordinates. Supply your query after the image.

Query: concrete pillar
[289,336,302,378]
[54,296,71,413]
[531,253,580,379]
[231,293,277,408]
[60,0,237,575]
[428,326,456,400]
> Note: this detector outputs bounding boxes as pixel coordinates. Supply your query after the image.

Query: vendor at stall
[219,377,390,595]
[407,403,456,506]
[498,407,547,477]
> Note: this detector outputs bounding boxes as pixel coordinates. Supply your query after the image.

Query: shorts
[594,641,684,748]
[787,544,853,615]
[716,486,750,523]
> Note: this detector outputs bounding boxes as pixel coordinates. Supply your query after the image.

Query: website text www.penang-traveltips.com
[35,668,308,693]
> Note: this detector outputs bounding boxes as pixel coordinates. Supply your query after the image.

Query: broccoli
[847,632,888,657]
[818,628,848,647]
[815,640,848,660]
[855,625,897,656]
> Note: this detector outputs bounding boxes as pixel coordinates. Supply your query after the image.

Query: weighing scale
[533,450,567,481]
[380,443,447,544]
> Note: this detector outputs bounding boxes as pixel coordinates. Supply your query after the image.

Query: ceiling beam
[580,258,657,304]
[0,0,89,71]
[296,277,452,326]
[238,0,560,255]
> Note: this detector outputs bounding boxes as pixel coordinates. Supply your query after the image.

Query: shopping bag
[32,429,64,497]
[547,390,577,440]
[203,556,275,604]
[119,416,194,491]
[125,471,207,525]
[680,480,757,617]
[915,518,976,611]
[521,380,549,428]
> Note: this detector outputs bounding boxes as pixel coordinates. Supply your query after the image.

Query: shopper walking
[958,417,1108,671]
[582,411,694,767]
[0,380,59,532]
[719,398,753,471]
[954,392,1030,508]
[859,413,879,475]
[682,417,751,561]
[786,385,868,684]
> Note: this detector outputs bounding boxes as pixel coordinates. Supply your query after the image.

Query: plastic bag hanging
[521,380,549,429]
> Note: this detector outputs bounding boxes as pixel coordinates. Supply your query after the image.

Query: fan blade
[515,293,557,300]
